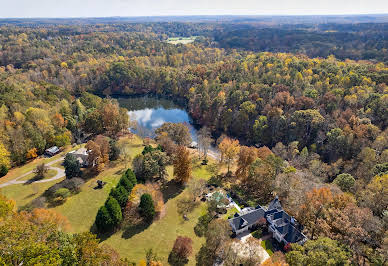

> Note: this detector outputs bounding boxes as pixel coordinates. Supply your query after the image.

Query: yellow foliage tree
[26,148,38,160]
[0,142,10,168]
[218,137,240,173]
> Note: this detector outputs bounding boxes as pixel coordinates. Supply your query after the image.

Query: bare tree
[198,126,213,160]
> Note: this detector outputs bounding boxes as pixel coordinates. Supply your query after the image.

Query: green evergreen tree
[109,185,129,208]
[125,168,137,185]
[119,175,133,192]
[139,193,155,223]
[95,206,114,232]
[105,196,122,225]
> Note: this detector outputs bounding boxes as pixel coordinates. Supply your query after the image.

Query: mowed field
[0,135,218,265]
[166,36,197,45]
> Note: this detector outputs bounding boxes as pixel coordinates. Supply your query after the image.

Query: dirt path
[0,157,65,188]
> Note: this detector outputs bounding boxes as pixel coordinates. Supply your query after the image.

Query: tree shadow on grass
[161,179,184,203]
[121,221,150,239]
[90,223,117,242]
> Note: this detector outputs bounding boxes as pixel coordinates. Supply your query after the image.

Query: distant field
[166,36,197,44]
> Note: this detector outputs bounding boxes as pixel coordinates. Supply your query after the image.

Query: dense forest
[0,18,387,265]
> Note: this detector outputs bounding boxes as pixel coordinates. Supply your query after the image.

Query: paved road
[0,157,65,188]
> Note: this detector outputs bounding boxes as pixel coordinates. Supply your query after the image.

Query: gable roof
[267,196,282,211]
[229,208,265,231]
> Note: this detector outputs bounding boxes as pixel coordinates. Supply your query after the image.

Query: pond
[117,96,198,142]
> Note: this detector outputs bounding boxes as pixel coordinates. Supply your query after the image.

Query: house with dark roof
[228,196,307,246]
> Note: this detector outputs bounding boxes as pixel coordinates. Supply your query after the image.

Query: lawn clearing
[18,169,57,182]
[53,135,144,233]
[52,166,123,233]
[103,196,207,265]
[166,36,197,45]
[0,177,65,208]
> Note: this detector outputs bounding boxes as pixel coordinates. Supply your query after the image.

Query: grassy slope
[1,135,216,265]
[52,135,144,233]
[0,177,66,208]
[103,155,215,265]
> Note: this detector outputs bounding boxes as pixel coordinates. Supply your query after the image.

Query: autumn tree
[86,135,110,173]
[0,142,10,177]
[236,146,257,180]
[155,122,192,146]
[196,219,231,265]
[333,173,355,192]
[168,236,193,266]
[297,187,334,239]
[174,145,192,185]
[361,174,388,217]
[218,137,240,173]
[245,159,276,204]
[286,237,350,266]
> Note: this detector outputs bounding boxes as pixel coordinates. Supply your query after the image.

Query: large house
[228,197,307,246]
[67,148,89,167]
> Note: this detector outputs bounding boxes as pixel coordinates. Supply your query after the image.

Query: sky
[0,0,387,18]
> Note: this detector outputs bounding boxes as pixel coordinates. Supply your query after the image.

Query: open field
[0,134,217,264]
[0,177,65,208]
[166,36,197,44]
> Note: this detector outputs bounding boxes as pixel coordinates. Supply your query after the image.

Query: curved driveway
[0,157,65,188]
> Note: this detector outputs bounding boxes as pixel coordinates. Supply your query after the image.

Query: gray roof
[267,196,282,212]
[46,146,59,153]
[229,196,307,245]
[229,208,265,231]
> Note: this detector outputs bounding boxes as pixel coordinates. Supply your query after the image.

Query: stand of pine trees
[95,169,137,232]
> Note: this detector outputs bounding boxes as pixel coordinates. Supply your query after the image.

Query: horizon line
[1,13,388,20]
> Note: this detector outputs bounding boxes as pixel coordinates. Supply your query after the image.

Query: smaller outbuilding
[45,146,60,157]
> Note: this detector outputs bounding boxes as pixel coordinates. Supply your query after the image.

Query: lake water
[117,96,198,142]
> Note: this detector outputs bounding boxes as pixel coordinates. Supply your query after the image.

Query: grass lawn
[52,166,124,233]
[18,169,57,181]
[1,134,217,264]
[53,135,144,233]
[224,206,239,220]
[103,196,207,265]
[261,239,274,256]
[0,177,65,208]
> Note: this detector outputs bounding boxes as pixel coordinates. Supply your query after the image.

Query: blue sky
[0,0,387,18]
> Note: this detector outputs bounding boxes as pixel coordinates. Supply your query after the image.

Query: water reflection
[117,96,197,141]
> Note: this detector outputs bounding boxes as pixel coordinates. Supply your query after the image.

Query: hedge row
[95,169,137,233]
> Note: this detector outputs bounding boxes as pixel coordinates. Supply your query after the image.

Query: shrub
[252,229,262,239]
[139,193,155,223]
[54,188,71,202]
[105,196,122,225]
[0,165,8,177]
[194,213,213,237]
[110,185,129,208]
[333,173,355,192]
[95,206,114,232]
